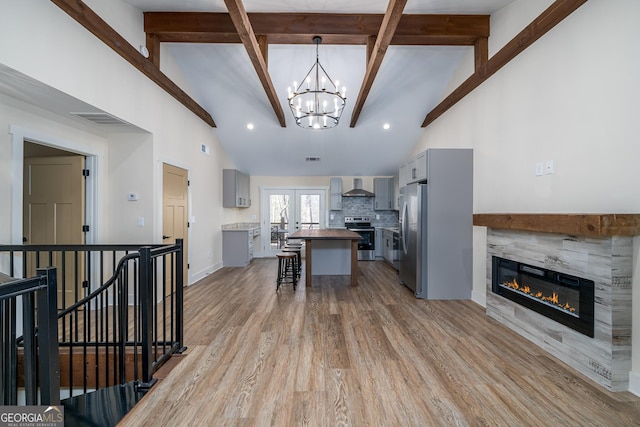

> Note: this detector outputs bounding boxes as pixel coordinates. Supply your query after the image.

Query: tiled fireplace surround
[473,214,639,391]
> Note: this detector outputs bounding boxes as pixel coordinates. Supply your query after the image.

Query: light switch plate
[535,162,543,176]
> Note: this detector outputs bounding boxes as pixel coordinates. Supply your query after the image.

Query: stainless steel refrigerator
[398,149,473,299]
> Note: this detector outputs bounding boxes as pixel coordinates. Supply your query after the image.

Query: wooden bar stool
[283,246,302,279]
[276,252,298,291]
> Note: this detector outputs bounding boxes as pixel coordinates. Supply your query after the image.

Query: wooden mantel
[473,214,640,237]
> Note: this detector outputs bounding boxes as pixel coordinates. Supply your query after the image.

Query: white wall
[0,93,110,242]
[0,1,235,284]
[414,0,640,393]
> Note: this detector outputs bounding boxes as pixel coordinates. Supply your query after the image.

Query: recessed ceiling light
[246,123,254,130]
[383,123,390,130]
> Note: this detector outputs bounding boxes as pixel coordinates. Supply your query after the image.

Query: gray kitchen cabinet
[223,169,250,208]
[400,150,429,187]
[222,228,259,267]
[382,229,393,264]
[413,151,427,182]
[329,177,342,210]
[394,175,400,210]
[375,227,383,258]
[374,177,394,210]
[401,159,414,186]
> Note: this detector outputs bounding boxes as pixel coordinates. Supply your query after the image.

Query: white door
[262,188,326,257]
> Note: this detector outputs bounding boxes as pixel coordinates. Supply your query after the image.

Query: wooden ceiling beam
[144,12,489,46]
[50,0,215,127]
[223,0,286,127]
[422,0,588,127]
[349,0,408,128]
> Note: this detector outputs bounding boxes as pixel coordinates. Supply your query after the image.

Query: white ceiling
[2,0,519,176]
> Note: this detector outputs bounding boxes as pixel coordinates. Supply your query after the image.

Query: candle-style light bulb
[321,76,326,90]
[342,86,346,97]
[293,81,298,91]
[287,86,292,98]
[323,100,327,113]
[306,77,310,90]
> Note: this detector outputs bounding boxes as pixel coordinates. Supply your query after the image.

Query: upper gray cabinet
[330,177,342,210]
[374,177,394,210]
[399,150,428,187]
[223,169,250,208]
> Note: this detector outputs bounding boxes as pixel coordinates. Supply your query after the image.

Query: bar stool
[282,246,302,279]
[276,252,298,291]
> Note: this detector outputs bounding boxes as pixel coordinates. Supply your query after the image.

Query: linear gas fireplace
[492,256,594,337]
[477,215,637,391]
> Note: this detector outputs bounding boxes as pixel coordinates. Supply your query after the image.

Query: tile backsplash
[328,197,399,227]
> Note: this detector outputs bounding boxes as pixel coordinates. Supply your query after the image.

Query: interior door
[23,155,85,308]
[262,188,326,257]
[162,163,189,289]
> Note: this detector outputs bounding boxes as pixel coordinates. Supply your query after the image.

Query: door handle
[162,235,172,240]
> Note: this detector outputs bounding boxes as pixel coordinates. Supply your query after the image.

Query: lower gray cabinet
[375,228,383,258]
[222,229,257,267]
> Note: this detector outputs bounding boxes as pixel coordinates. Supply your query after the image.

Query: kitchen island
[288,229,362,287]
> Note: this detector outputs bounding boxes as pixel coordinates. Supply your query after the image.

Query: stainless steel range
[344,216,375,261]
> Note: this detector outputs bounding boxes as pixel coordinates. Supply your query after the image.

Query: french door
[262,187,326,257]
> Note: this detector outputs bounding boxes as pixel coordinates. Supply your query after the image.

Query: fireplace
[492,256,594,337]
[475,215,636,391]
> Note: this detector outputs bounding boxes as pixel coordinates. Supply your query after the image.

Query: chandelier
[287,36,346,129]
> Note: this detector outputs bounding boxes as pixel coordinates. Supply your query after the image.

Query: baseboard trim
[190,262,223,285]
[471,289,486,308]
[629,371,640,397]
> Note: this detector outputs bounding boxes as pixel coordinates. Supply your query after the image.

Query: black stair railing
[0,239,184,400]
[1,267,60,405]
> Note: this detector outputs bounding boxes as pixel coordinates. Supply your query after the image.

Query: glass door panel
[295,191,322,231]
[262,187,327,257]
[265,191,293,256]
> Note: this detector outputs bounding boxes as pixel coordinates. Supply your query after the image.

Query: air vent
[70,112,130,125]
[305,157,321,162]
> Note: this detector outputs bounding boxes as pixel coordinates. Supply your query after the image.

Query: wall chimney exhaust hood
[342,178,374,197]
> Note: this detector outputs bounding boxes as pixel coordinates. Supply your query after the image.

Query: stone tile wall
[328,197,399,228]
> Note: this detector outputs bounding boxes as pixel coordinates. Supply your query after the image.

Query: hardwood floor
[119,259,640,426]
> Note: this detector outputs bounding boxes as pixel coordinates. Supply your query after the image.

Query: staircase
[0,240,185,426]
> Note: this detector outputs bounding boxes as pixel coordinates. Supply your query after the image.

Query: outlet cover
[545,160,554,174]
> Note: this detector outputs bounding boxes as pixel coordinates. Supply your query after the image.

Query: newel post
[175,238,185,351]
[138,246,155,388]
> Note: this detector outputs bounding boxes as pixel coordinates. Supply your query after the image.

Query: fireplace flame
[502,279,576,313]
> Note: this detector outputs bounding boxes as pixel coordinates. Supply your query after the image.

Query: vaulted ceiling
[5,1,588,176]
[110,0,525,176]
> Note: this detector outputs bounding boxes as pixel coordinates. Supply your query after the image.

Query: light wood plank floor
[119,259,640,426]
